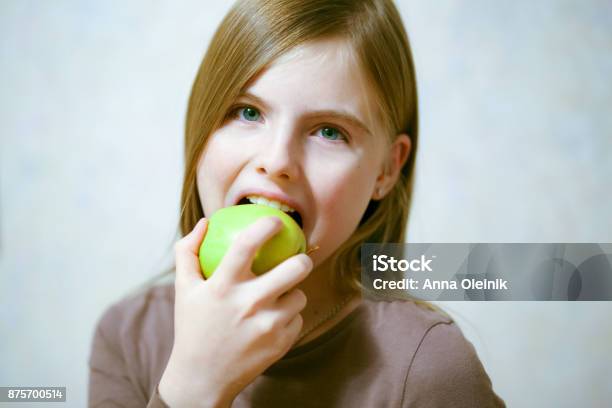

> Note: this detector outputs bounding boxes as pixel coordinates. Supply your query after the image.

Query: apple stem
[306,245,320,255]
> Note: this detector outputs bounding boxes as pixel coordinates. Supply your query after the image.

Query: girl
[88,0,505,406]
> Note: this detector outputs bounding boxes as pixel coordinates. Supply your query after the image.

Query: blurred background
[1,1,611,406]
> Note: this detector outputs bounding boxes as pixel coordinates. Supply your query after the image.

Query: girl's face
[196,38,409,267]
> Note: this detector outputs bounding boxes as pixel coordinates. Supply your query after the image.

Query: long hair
[131,0,448,317]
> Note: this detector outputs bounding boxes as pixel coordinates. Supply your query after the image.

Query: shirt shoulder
[401,315,506,407]
[89,283,175,401]
[359,299,504,407]
[95,283,175,335]
[361,298,453,353]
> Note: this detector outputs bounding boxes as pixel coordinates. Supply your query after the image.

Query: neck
[292,258,361,348]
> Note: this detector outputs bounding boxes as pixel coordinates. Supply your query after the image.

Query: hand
[159,216,313,407]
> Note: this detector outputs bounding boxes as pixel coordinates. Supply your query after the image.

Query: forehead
[244,38,385,138]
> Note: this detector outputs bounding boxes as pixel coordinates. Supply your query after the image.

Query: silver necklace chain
[296,293,355,343]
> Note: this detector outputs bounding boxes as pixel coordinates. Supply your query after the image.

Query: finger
[175,218,208,289]
[211,216,283,283]
[274,288,307,326]
[285,313,303,340]
[249,253,313,301]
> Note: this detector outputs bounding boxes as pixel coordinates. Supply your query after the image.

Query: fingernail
[196,218,206,229]
[303,254,314,268]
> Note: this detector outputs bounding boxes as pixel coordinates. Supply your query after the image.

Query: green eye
[239,107,261,122]
[319,126,345,141]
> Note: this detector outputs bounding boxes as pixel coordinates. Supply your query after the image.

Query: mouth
[237,196,304,229]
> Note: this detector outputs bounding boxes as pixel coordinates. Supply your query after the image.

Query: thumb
[174,218,208,288]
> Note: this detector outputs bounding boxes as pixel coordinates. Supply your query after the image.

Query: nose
[254,128,300,181]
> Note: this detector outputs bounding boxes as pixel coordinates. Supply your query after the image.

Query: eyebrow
[236,91,372,136]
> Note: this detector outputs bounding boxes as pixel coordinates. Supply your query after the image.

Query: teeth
[246,195,296,213]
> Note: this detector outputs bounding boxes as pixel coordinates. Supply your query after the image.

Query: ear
[372,133,411,200]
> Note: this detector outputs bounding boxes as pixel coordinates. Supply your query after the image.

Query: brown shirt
[88,283,505,407]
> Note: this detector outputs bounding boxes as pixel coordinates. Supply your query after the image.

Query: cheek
[314,159,376,229]
[200,146,228,185]
[197,134,244,211]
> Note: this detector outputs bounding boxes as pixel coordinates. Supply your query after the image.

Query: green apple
[198,204,307,278]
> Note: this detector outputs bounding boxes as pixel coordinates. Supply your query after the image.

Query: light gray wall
[1,1,610,407]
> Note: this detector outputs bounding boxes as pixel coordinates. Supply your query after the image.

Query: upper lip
[232,188,305,218]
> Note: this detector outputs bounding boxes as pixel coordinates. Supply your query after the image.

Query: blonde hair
[133,0,448,318]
